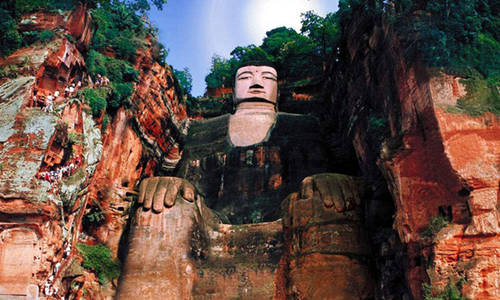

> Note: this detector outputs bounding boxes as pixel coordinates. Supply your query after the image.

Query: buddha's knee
[117,190,204,299]
[281,173,376,299]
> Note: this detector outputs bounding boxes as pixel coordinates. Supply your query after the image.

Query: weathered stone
[282,174,376,299]
[0,77,35,142]
[332,12,500,298]
[0,228,40,298]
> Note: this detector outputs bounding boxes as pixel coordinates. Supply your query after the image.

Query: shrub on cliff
[79,87,108,118]
[338,0,500,83]
[0,65,19,78]
[38,30,56,44]
[76,243,121,285]
[21,30,56,47]
[423,281,466,300]
[421,216,449,239]
[86,50,138,83]
[455,75,500,116]
[90,1,150,62]
[0,9,21,57]
[2,0,78,15]
[109,82,133,109]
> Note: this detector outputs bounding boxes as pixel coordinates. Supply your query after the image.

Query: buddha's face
[234,65,278,104]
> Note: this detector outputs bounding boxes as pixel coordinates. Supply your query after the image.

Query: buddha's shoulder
[185,114,229,140]
[183,114,230,153]
[272,112,321,138]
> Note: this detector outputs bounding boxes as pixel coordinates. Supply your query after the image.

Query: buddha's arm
[138,177,196,213]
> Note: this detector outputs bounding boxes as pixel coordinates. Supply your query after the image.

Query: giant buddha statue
[117,61,375,299]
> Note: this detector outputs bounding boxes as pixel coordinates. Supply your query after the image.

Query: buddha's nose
[251,75,264,86]
[250,83,264,89]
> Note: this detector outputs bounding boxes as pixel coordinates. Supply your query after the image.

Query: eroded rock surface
[327,10,500,299]
[1,4,498,300]
[282,174,375,299]
[0,6,187,299]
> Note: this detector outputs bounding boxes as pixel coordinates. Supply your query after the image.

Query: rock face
[326,9,500,299]
[118,196,284,299]
[117,173,375,300]
[0,6,186,299]
[1,4,498,300]
[281,174,376,299]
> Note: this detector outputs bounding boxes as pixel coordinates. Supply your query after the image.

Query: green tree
[277,34,321,78]
[204,55,237,88]
[77,243,121,285]
[173,67,193,95]
[230,45,273,63]
[109,82,133,109]
[0,9,21,57]
[300,11,340,59]
[261,27,301,58]
[130,0,167,14]
[86,50,138,83]
[80,88,108,117]
[91,1,147,62]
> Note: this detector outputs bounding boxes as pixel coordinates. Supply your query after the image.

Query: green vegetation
[0,0,168,118]
[38,30,55,43]
[1,0,165,17]
[0,9,22,57]
[367,115,390,146]
[0,0,80,57]
[90,0,167,63]
[68,132,85,146]
[368,116,389,134]
[20,30,56,47]
[76,243,120,285]
[0,65,19,78]
[101,114,110,133]
[337,1,499,92]
[205,55,237,89]
[84,50,136,113]
[83,207,106,225]
[86,50,138,83]
[109,82,133,109]
[423,281,467,300]
[398,1,498,80]
[1,0,77,16]
[82,0,168,116]
[91,1,147,62]
[173,67,193,96]
[456,76,500,116]
[78,87,109,118]
[421,216,449,239]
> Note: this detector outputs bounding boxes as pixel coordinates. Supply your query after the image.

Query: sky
[148,0,339,96]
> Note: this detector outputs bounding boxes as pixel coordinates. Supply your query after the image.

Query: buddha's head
[233,61,278,107]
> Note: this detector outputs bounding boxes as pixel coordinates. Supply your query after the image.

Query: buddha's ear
[231,87,237,114]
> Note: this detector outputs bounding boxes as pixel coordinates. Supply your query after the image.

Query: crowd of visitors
[32,73,109,112]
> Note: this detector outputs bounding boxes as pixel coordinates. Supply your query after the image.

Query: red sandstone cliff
[0,5,187,299]
[325,10,499,299]
[0,4,498,300]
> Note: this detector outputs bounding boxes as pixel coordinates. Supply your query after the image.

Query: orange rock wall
[0,6,188,299]
[329,9,500,299]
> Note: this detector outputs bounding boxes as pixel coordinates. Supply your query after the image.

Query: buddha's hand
[138,177,196,213]
[300,173,363,212]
